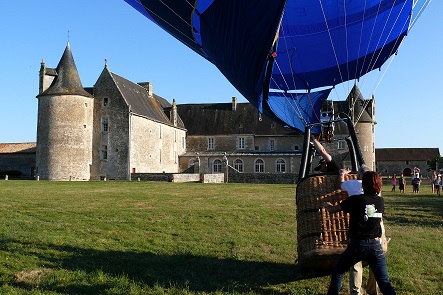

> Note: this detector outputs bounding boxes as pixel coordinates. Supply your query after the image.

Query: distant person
[311,136,341,173]
[412,167,421,194]
[399,174,406,193]
[435,176,441,196]
[391,173,397,192]
[430,171,438,193]
[323,171,396,295]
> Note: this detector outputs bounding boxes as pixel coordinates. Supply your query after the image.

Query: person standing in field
[412,167,421,194]
[398,174,406,193]
[340,165,389,295]
[323,171,396,295]
[391,173,397,192]
[430,171,438,193]
[435,175,441,196]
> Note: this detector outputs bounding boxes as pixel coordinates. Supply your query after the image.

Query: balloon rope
[354,0,368,83]
[136,0,197,44]
[343,0,350,85]
[368,0,410,95]
[410,0,432,30]
[318,0,346,87]
[273,24,318,125]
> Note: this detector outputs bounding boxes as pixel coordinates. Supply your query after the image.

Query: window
[103,97,109,107]
[101,118,109,132]
[276,159,286,173]
[213,159,222,173]
[255,146,260,151]
[294,145,299,151]
[234,159,244,172]
[100,145,108,160]
[238,137,245,149]
[269,139,275,151]
[159,125,162,139]
[208,137,214,150]
[255,159,264,173]
[338,140,346,150]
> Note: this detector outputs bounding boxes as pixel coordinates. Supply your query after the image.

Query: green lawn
[0,181,442,294]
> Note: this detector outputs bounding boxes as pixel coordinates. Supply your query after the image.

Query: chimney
[39,60,46,95]
[232,96,237,111]
[171,99,178,126]
[138,82,153,97]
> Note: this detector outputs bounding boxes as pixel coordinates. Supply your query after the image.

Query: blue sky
[0,1,441,151]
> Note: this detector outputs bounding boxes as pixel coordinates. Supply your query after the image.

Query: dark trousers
[327,238,396,295]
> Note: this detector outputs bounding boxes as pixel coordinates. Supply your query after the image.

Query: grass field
[0,180,442,294]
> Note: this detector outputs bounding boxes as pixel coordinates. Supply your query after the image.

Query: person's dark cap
[314,159,326,171]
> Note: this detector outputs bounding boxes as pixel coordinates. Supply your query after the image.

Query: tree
[428,156,443,171]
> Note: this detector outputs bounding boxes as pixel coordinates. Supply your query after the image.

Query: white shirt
[341,179,363,196]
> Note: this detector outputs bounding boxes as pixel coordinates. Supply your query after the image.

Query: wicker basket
[296,173,357,271]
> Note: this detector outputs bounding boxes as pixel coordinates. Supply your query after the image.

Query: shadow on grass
[3,238,327,294]
[386,194,443,228]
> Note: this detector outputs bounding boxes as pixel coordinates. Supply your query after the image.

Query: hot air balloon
[123,0,430,271]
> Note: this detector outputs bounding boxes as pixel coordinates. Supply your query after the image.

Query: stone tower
[346,85,376,171]
[36,43,94,180]
[320,85,376,171]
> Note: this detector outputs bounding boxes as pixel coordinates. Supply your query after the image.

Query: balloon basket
[296,173,356,271]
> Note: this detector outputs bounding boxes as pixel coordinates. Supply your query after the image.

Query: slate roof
[335,84,374,123]
[37,43,93,98]
[0,143,36,154]
[320,84,375,135]
[110,72,185,129]
[376,148,440,161]
[176,102,299,136]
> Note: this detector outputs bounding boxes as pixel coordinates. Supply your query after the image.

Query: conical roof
[37,43,92,98]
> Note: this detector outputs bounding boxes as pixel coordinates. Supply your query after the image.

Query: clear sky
[0,1,441,151]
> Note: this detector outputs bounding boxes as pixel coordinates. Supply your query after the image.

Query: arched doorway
[403,167,412,176]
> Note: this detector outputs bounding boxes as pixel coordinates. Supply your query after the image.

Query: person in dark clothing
[312,136,341,173]
[322,171,396,295]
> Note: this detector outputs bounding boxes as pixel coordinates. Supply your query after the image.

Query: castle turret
[348,85,376,171]
[36,43,94,180]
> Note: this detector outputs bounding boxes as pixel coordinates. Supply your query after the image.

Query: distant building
[35,43,186,180]
[176,97,304,175]
[376,148,440,176]
[0,44,439,181]
[0,143,36,178]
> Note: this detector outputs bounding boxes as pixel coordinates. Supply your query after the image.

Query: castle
[2,43,406,181]
[36,43,186,180]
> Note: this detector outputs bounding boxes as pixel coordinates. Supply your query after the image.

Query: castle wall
[356,122,376,170]
[91,75,131,180]
[185,134,302,153]
[254,136,304,151]
[180,153,300,174]
[36,95,93,180]
[185,135,255,152]
[130,115,186,173]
